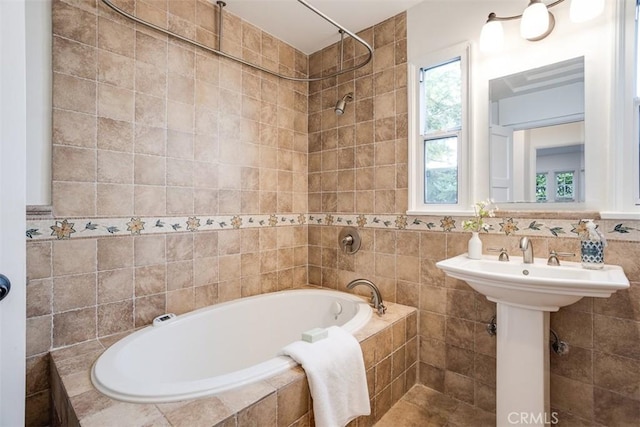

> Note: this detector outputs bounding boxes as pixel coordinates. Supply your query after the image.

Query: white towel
[281,326,371,427]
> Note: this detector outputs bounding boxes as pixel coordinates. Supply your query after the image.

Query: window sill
[406,209,473,216]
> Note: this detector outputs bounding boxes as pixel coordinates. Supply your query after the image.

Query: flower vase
[468,231,482,259]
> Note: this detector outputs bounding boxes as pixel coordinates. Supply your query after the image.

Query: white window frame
[407,42,471,215]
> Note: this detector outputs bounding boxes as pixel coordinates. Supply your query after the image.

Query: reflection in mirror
[489,57,584,203]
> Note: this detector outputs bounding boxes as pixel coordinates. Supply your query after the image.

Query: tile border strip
[25,213,640,242]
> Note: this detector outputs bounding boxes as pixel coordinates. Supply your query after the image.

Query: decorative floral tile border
[25,213,640,242]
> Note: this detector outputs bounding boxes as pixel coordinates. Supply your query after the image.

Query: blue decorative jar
[581,240,604,269]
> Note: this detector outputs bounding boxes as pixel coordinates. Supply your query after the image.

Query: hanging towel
[281,326,371,427]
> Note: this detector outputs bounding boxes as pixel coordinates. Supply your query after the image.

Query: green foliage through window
[536,173,547,202]
[555,172,574,200]
[422,59,462,134]
[424,137,458,204]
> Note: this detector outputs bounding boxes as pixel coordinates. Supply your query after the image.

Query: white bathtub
[91,288,372,403]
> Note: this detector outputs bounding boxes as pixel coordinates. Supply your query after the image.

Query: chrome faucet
[346,278,386,315]
[519,236,534,264]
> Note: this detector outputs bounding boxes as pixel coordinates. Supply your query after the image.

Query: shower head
[335,92,353,116]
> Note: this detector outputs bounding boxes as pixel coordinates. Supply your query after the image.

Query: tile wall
[26,0,309,424]
[306,11,640,427]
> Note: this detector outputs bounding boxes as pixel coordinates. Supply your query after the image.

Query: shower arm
[100,0,373,82]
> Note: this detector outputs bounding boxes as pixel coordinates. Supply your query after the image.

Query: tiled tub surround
[50,298,417,426]
[26,225,309,425]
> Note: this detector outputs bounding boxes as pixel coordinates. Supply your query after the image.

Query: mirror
[489,57,585,203]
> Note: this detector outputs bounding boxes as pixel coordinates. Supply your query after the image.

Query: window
[536,173,548,202]
[555,171,575,201]
[408,43,469,213]
[422,59,461,205]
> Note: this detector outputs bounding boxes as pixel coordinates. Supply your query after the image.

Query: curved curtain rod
[101,0,373,82]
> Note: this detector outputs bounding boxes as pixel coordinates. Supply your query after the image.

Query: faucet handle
[488,247,510,262]
[377,303,387,315]
[547,250,575,266]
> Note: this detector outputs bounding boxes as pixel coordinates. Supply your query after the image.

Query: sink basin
[436,254,630,311]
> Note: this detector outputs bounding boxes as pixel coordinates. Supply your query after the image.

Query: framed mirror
[488,57,585,204]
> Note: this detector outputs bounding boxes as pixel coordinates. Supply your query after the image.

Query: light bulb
[570,0,605,23]
[480,20,504,53]
[520,1,550,40]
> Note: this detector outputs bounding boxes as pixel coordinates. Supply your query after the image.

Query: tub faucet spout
[347,278,386,315]
[519,236,534,264]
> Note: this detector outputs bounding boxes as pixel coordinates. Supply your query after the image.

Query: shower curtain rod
[100,0,373,82]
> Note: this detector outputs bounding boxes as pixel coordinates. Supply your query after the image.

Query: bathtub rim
[91,288,372,403]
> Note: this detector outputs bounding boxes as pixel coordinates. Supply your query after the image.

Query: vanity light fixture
[479,0,605,53]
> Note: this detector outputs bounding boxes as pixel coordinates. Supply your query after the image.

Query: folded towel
[281,326,370,427]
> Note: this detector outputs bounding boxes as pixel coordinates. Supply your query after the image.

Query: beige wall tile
[134,235,166,267]
[166,233,194,262]
[134,154,165,185]
[135,31,167,68]
[27,242,52,281]
[167,100,194,132]
[166,288,195,314]
[550,374,594,420]
[98,84,134,122]
[97,17,134,58]
[53,307,96,348]
[52,181,96,217]
[136,61,167,98]
[53,36,96,80]
[166,158,194,187]
[97,150,133,184]
[97,183,133,216]
[97,117,132,152]
[27,279,53,318]
[134,294,166,327]
[53,1,97,46]
[52,71,97,114]
[53,273,96,313]
[594,387,640,426]
[26,316,52,357]
[52,239,97,277]
[98,49,134,90]
[53,109,97,149]
[98,300,134,337]
[168,43,195,77]
[97,236,133,271]
[167,187,194,214]
[135,93,166,128]
[53,146,96,182]
[98,268,134,304]
[134,185,166,216]
[167,261,194,291]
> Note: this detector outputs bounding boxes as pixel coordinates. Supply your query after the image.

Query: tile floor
[375,385,496,427]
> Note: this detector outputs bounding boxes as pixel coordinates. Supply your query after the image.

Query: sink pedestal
[495,302,551,427]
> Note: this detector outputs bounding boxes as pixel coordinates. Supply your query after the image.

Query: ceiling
[221,0,426,54]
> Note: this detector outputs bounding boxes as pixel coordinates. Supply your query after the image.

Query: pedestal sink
[436,254,629,427]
